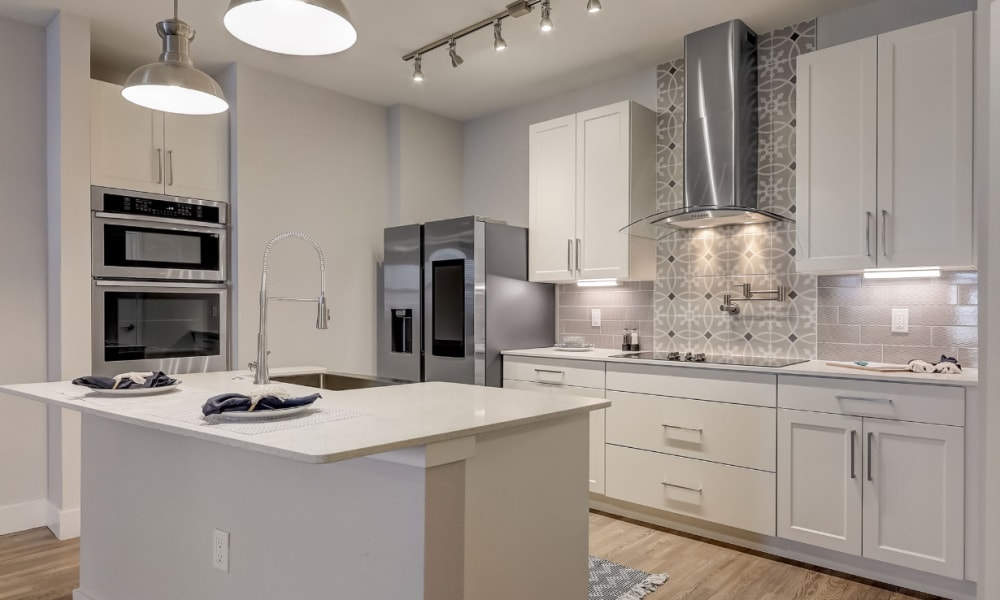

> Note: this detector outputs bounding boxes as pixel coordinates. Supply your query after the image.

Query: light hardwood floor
[589,511,942,600]
[0,514,944,599]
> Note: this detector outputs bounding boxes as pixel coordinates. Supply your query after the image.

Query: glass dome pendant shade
[122,6,228,116]
[224,0,358,56]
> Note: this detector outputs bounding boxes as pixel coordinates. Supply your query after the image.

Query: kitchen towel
[73,371,178,390]
[202,392,321,416]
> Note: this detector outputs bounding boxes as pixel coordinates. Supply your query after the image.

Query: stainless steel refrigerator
[377,216,555,387]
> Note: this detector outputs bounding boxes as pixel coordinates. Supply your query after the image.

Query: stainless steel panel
[378,224,423,383]
[91,216,228,282]
[91,280,229,376]
[423,217,476,385]
[684,20,758,212]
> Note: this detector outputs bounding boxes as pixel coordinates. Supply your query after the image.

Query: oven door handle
[94,211,227,231]
[94,280,228,290]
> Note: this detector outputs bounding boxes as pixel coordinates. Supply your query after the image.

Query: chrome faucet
[252,232,329,385]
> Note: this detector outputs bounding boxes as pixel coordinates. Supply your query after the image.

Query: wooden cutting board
[825,361,912,372]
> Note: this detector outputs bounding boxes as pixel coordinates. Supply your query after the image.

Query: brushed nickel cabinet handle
[835,395,893,405]
[850,430,857,480]
[534,369,564,375]
[661,423,703,433]
[661,481,703,493]
[881,209,888,257]
[167,150,174,186]
[156,149,163,184]
[576,238,582,273]
[567,239,573,272]
[867,432,874,482]
[865,212,872,257]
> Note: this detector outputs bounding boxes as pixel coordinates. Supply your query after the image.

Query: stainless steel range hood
[624,19,792,238]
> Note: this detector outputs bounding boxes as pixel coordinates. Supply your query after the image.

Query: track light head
[540,0,553,32]
[493,20,507,51]
[412,55,424,82]
[587,0,602,13]
[448,39,463,67]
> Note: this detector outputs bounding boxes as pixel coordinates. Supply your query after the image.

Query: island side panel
[464,413,591,600]
[76,414,436,600]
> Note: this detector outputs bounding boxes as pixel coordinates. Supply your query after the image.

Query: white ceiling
[0,0,871,121]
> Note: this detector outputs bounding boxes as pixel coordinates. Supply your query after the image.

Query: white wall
[980,4,998,598]
[462,67,656,227]
[44,10,90,540]
[388,104,464,226]
[224,64,389,377]
[818,0,977,49]
[0,15,49,536]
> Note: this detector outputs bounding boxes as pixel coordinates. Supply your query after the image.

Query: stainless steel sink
[271,371,408,391]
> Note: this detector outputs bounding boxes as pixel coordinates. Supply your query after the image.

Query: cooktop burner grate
[609,352,808,368]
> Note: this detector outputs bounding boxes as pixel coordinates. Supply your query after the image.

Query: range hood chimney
[623,19,792,236]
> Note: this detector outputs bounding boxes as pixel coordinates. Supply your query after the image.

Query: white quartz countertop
[0,367,609,464]
[502,348,979,388]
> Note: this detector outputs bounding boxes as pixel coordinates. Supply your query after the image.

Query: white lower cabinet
[502,359,607,495]
[606,445,776,536]
[778,376,966,579]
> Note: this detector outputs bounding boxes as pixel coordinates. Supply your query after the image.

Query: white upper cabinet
[528,101,655,283]
[796,13,973,273]
[91,79,230,202]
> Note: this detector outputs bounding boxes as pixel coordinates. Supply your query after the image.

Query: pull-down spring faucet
[252,232,329,385]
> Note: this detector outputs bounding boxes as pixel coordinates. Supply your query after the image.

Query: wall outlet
[213,529,229,572]
[891,308,909,333]
[591,309,601,327]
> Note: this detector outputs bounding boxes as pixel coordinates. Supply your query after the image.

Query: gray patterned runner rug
[588,556,668,600]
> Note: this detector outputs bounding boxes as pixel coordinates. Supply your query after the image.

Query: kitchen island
[1,368,608,600]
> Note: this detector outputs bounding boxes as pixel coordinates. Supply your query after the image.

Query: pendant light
[224,0,357,56]
[122,0,228,116]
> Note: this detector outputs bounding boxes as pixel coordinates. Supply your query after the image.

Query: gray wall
[388,104,464,226]
[0,15,49,530]
[818,0,976,48]
[462,67,657,227]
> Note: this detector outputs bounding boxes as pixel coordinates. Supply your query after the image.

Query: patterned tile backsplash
[552,17,979,364]
[817,272,979,368]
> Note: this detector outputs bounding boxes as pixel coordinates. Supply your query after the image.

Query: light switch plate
[891,308,909,333]
[591,309,601,327]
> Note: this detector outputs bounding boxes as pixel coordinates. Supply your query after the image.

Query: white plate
[84,383,182,397]
[555,346,595,352]
[207,405,314,421]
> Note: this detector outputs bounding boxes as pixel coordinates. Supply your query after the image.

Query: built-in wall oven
[90,186,229,376]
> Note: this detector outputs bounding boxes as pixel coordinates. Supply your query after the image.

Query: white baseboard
[73,589,100,600]
[0,499,48,535]
[46,502,80,540]
[591,496,977,600]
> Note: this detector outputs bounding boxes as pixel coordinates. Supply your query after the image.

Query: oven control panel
[97,191,224,225]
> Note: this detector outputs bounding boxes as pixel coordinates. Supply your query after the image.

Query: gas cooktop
[608,352,808,369]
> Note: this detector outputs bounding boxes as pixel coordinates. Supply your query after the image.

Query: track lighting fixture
[448,39,464,67]
[493,20,507,51]
[402,0,605,81]
[539,0,553,32]
[412,55,424,82]
[123,0,228,115]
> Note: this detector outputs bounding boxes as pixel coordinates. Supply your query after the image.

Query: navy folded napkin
[72,371,178,390]
[202,392,321,416]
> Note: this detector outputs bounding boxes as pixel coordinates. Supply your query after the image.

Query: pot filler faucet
[252,232,329,385]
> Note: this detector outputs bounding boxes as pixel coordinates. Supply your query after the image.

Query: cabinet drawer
[778,375,964,426]
[605,445,776,536]
[503,356,605,389]
[607,363,776,407]
[606,391,776,472]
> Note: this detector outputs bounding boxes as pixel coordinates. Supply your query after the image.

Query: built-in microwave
[91,186,228,282]
[92,280,228,376]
